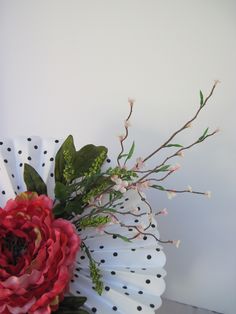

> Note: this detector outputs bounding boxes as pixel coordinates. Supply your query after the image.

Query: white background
[0,1,236,313]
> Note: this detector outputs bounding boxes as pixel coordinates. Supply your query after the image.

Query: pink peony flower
[0,192,80,314]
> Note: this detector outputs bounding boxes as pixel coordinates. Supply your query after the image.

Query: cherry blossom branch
[135,129,218,184]
[142,81,219,164]
[117,99,134,166]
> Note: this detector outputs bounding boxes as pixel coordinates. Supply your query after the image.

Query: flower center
[2,233,27,265]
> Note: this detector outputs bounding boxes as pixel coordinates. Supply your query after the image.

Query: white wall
[0,1,236,313]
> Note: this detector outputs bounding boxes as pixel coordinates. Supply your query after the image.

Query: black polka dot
[71,279,74,283]
[27,156,31,161]
[120,206,124,209]
[50,157,54,161]
[150,304,155,308]
[125,292,130,296]
[27,137,31,141]
[0,142,3,145]
[138,291,143,294]
[125,198,129,201]
[130,270,135,273]
[112,306,117,311]
[156,248,160,252]
[80,255,85,260]
[105,286,110,291]
[74,274,78,278]
[34,145,38,149]
[111,271,116,275]
[19,163,23,167]
[50,173,54,177]
[55,139,59,143]
[151,224,156,228]
[122,285,127,289]
[44,150,47,154]
[2,191,5,195]
[99,245,104,249]
[42,163,45,167]
[147,255,152,260]
[7,147,11,152]
[156,274,162,278]
[76,268,80,271]
[146,279,151,284]
[112,235,117,239]
[18,150,22,154]
[131,248,136,251]
[113,252,118,257]
[76,290,80,294]
[143,236,147,240]
[91,308,97,313]
[142,268,146,270]
[11,174,15,178]
[106,158,111,163]
[137,306,142,311]
[100,259,105,263]
[17,186,20,190]
[134,219,139,223]
[4,159,8,163]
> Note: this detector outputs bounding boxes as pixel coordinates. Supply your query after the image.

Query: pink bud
[173,240,181,248]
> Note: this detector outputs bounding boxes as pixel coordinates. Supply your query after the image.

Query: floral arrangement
[0,82,219,313]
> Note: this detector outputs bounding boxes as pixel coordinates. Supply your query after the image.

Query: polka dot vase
[0,136,166,314]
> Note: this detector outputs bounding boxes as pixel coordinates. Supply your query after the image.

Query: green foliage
[155,165,171,172]
[54,182,70,201]
[151,184,165,191]
[165,144,183,148]
[24,164,47,195]
[89,260,104,295]
[198,127,209,142]
[200,90,204,107]
[112,233,132,242]
[55,135,76,184]
[79,215,111,229]
[73,144,108,178]
[55,296,89,314]
[64,196,84,215]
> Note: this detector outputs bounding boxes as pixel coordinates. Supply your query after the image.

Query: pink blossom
[132,157,145,171]
[159,208,168,215]
[111,175,128,193]
[172,240,181,248]
[167,191,176,199]
[170,163,181,172]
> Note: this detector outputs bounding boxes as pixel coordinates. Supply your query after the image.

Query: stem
[142,81,219,163]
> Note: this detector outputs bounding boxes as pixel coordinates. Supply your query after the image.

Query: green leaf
[55,135,76,184]
[118,153,128,159]
[200,90,204,107]
[24,164,47,195]
[53,203,66,217]
[54,182,70,201]
[64,196,84,215]
[125,141,135,163]
[151,184,165,191]
[74,144,108,178]
[58,297,87,309]
[113,234,132,242]
[198,127,209,142]
[54,296,89,314]
[165,144,183,148]
[155,165,171,172]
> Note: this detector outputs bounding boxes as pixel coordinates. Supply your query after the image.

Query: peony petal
[7,297,36,314]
